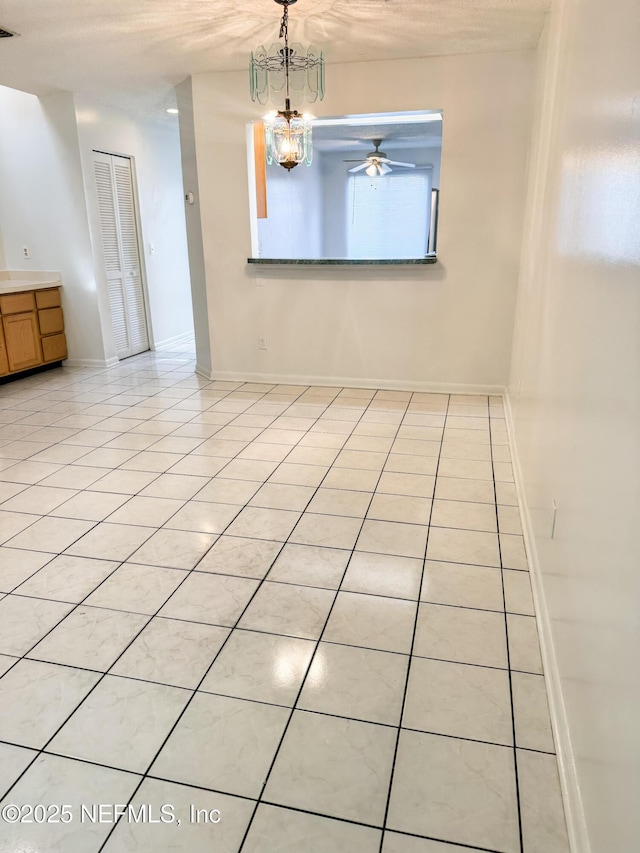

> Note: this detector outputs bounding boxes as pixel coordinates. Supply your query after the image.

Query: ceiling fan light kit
[346,139,418,178]
[366,161,391,177]
[250,0,324,171]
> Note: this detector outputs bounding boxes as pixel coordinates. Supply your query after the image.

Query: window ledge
[247,256,437,266]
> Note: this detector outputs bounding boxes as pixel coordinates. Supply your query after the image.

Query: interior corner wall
[187,51,535,390]
[74,95,194,356]
[0,85,107,364]
[508,0,640,848]
[176,77,212,377]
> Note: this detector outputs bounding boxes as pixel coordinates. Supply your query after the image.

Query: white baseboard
[503,391,590,853]
[195,364,213,380]
[64,356,119,369]
[207,369,504,395]
[151,332,195,351]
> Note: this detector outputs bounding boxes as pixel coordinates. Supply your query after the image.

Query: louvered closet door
[93,152,149,359]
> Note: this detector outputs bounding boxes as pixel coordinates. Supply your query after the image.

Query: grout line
[5,576,536,617]
[0,560,146,799]
[234,393,412,852]
[0,360,521,853]
[0,377,274,803]
[0,728,501,853]
[489,398,524,853]
[0,482,521,515]
[376,391,449,853]
[0,614,546,677]
[94,378,378,849]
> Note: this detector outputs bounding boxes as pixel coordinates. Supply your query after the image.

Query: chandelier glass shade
[250,0,324,170]
[250,43,324,110]
[264,110,313,170]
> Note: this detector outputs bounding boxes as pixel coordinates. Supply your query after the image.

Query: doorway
[93,151,149,359]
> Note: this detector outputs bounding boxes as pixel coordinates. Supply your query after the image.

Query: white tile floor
[0,345,570,852]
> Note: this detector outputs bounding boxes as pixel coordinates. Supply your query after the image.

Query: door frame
[92,149,155,358]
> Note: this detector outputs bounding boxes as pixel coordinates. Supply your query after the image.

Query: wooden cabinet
[42,334,68,362]
[38,307,64,336]
[0,323,9,376]
[0,286,67,379]
[3,312,42,372]
[0,291,36,314]
[35,289,62,309]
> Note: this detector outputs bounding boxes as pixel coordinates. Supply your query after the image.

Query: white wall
[0,86,107,363]
[320,149,348,258]
[508,0,640,848]
[186,51,535,389]
[257,157,323,259]
[176,77,212,376]
[75,95,193,354]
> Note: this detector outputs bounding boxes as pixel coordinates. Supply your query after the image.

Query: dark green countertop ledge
[247,256,437,265]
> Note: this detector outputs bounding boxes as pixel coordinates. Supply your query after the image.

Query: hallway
[0,348,568,852]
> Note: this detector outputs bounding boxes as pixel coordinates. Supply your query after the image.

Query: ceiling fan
[345,139,417,177]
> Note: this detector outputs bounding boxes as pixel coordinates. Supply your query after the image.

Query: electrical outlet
[258,336,268,351]
[22,246,30,259]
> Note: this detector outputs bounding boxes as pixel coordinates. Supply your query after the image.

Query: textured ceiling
[0,0,549,115]
[313,118,443,153]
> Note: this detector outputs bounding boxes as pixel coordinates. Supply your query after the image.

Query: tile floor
[0,345,570,852]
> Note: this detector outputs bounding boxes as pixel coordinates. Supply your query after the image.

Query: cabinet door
[0,323,8,375]
[3,312,43,373]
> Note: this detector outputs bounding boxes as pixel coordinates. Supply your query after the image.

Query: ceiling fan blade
[348,163,369,173]
[379,163,392,175]
[386,160,416,168]
[343,159,366,162]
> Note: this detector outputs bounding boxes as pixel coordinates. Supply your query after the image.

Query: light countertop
[0,270,61,294]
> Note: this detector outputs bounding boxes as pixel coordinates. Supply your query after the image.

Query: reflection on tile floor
[0,346,570,852]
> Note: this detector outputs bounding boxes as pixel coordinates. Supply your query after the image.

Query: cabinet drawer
[0,291,36,315]
[38,307,64,335]
[35,288,61,309]
[41,333,67,363]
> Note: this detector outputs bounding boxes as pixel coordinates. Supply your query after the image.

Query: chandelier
[250,0,324,170]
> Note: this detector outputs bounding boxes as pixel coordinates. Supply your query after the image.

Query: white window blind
[347,169,432,259]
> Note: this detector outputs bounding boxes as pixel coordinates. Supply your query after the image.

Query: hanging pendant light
[263,110,313,170]
[250,0,324,170]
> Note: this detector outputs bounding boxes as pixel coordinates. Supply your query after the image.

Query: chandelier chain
[278,1,291,104]
[279,2,288,39]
